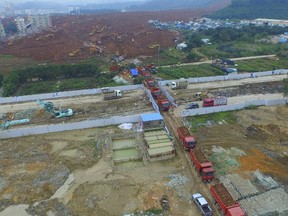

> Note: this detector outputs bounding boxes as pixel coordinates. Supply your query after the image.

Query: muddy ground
[0,105,288,216]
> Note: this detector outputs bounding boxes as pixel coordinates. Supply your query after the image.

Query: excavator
[37,99,73,118]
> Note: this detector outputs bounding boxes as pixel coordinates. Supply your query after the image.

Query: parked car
[192,193,213,216]
[185,102,199,109]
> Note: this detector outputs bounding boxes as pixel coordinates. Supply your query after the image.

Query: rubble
[253,170,279,190]
[220,174,259,200]
[166,174,190,200]
[240,188,288,216]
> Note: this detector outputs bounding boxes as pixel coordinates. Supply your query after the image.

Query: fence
[159,69,288,86]
[180,98,287,117]
[144,88,159,112]
[0,84,143,104]
[0,113,162,139]
[158,81,177,107]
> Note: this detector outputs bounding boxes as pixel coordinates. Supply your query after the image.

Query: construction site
[0,2,288,215]
[0,69,288,215]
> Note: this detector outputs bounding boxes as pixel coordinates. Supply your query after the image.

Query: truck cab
[184,136,197,150]
[192,193,213,216]
[201,167,214,182]
[203,98,214,107]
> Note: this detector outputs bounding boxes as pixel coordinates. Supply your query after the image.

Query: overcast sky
[5,0,147,4]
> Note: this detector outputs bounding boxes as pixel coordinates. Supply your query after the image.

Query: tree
[4,22,17,34]
[0,74,3,87]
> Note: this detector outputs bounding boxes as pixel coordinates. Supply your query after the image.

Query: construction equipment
[69,49,80,57]
[190,148,214,182]
[157,95,170,112]
[1,119,30,129]
[170,78,188,90]
[37,99,73,118]
[203,96,227,107]
[44,33,55,39]
[210,183,245,216]
[102,88,123,100]
[148,44,160,49]
[177,126,197,150]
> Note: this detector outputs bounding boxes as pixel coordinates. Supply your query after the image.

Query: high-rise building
[28,15,52,30]
[4,2,14,17]
[0,20,6,38]
[14,16,26,34]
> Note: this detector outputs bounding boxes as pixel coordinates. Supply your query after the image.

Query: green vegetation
[208,0,288,20]
[187,112,237,132]
[157,64,224,79]
[2,63,118,96]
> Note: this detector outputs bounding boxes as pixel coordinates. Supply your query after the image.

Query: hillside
[209,0,288,19]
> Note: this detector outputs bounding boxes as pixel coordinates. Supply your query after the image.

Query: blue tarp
[130,68,138,76]
[141,113,163,122]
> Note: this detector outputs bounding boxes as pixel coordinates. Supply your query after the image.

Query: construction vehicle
[157,95,170,112]
[189,148,214,182]
[138,67,152,80]
[37,99,73,118]
[145,63,157,74]
[102,88,123,100]
[210,183,245,216]
[148,44,160,49]
[144,79,155,88]
[170,78,188,90]
[203,96,227,107]
[1,119,30,129]
[177,126,197,150]
[149,86,161,99]
[69,49,81,57]
[192,193,213,216]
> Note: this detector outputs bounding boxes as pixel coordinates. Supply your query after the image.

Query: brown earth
[0,0,231,63]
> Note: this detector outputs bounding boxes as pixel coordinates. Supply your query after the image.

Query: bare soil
[0,0,231,63]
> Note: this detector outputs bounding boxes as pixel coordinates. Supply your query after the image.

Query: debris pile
[166,174,190,200]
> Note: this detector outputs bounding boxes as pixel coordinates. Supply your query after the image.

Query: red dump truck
[177,126,196,150]
[203,96,227,107]
[150,86,161,99]
[190,148,214,182]
[157,95,170,111]
[210,183,245,216]
[144,79,155,88]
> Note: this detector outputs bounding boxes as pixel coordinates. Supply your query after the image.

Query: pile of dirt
[0,3,230,63]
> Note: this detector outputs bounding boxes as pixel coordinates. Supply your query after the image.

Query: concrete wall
[0,114,146,139]
[180,98,287,117]
[144,88,159,112]
[160,69,288,86]
[0,84,143,104]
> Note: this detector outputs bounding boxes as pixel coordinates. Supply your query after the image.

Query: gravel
[166,174,190,200]
[240,187,288,216]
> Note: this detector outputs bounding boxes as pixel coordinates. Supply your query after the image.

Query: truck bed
[212,183,237,207]
[178,126,190,137]
[191,148,210,163]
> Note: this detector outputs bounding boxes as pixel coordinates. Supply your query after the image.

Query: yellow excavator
[148,44,160,49]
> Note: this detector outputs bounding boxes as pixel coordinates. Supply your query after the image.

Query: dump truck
[170,78,188,90]
[103,89,123,100]
[210,183,245,216]
[144,79,155,88]
[203,96,227,107]
[189,148,214,182]
[192,193,213,216]
[150,86,161,99]
[157,95,170,111]
[138,67,152,80]
[177,126,196,150]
